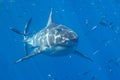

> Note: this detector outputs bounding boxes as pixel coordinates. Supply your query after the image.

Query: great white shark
[10,9,93,63]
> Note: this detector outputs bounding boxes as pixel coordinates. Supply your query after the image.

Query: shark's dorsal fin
[46,8,53,27]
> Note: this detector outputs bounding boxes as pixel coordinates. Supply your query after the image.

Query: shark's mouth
[70,38,79,42]
[58,39,78,48]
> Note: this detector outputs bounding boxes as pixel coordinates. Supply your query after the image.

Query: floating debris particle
[48,74,57,80]
[61,9,65,12]
[106,57,120,66]
[99,17,113,28]
[98,18,120,34]
[85,19,89,26]
[68,55,72,58]
[99,19,109,27]
[48,74,52,77]
[93,50,99,55]
[114,26,120,34]
[91,26,97,30]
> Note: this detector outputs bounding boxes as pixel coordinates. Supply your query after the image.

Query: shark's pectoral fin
[74,50,93,62]
[15,52,36,63]
[16,48,41,63]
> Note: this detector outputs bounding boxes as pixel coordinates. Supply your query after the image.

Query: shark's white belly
[43,45,74,56]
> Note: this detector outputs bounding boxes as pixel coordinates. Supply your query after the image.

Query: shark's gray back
[26,23,78,51]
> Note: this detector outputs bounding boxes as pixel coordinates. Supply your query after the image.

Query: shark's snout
[62,32,79,48]
[69,32,79,43]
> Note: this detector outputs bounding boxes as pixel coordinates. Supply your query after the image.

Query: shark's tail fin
[10,18,32,55]
[10,18,32,40]
[74,50,93,62]
[23,18,32,40]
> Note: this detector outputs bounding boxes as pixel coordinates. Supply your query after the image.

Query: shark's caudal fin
[10,18,32,55]
[74,50,93,62]
[46,8,53,27]
[10,18,32,38]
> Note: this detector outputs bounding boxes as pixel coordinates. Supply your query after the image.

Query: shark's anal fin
[74,50,93,62]
[15,48,41,63]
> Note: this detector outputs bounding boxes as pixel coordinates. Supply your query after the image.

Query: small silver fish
[10,9,93,63]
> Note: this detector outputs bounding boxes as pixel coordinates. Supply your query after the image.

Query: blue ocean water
[0,0,120,80]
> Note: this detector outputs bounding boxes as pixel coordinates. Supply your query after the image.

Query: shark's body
[10,9,93,63]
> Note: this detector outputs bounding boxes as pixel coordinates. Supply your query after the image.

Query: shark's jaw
[42,45,75,56]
